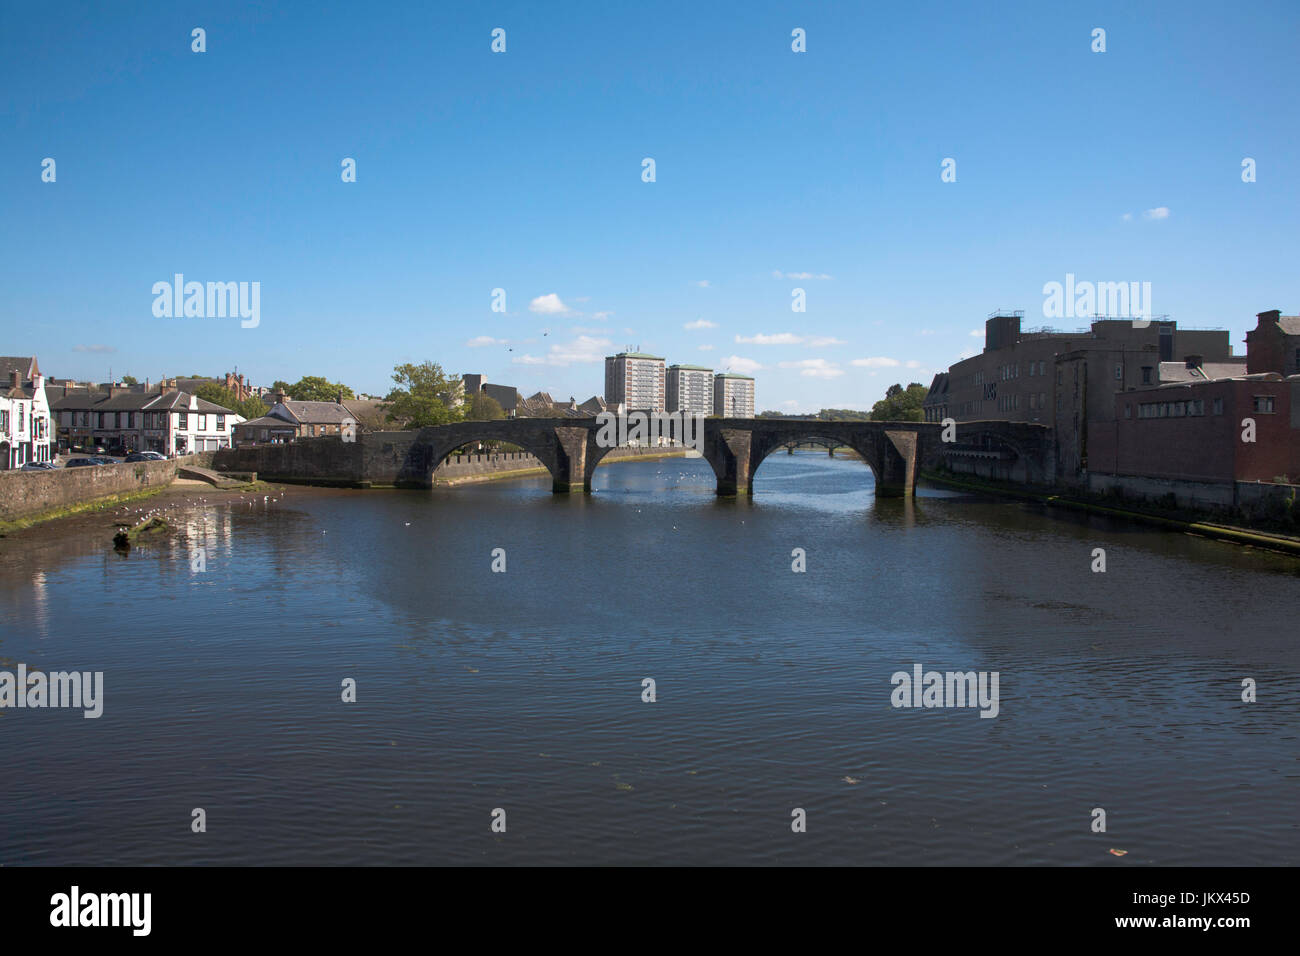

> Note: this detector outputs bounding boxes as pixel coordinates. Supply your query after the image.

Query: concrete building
[713,373,755,418]
[930,311,1241,479]
[0,356,53,467]
[666,364,713,415]
[605,352,665,412]
[461,374,518,417]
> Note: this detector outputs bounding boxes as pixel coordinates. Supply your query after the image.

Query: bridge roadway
[391,417,1054,496]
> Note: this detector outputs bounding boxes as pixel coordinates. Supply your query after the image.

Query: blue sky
[2,0,1297,411]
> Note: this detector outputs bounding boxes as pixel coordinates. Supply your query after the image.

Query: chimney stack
[1184,354,1203,369]
[1257,309,1281,326]
[9,370,19,391]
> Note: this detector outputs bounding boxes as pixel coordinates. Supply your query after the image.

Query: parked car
[21,461,58,471]
[89,456,117,465]
[125,451,167,462]
[65,458,98,468]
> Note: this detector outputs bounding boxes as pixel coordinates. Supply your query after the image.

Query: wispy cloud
[772,270,833,280]
[591,311,613,321]
[969,329,983,337]
[684,318,717,330]
[779,358,844,379]
[72,344,116,353]
[851,357,900,368]
[698,345,714,351]
[512,335,611,367]
[690,279,711,288]
[466,335,507,347]
[1143,206,1170,220]
[734,332,844,346]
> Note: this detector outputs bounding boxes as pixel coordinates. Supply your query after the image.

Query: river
[1,452,1297,865]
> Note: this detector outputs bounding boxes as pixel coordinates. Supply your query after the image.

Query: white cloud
[851,357,901,368]
[1143,206,1170,220]
[734,332,846,346]
[698,345,714,351]
[905,360,922,369]
[1121,212,1133,222]
[779,358,844,379]
[772,271,833,280]
[512,335,611,367]
[690,280,711,288]
[72,344,116,353]
[591,311,613,320]
[969,329,983,337]
[529,293,572,315]
[918,329,936,336]
[737,333,803,345]
[720,355,763,375]
[466,335,506,347]
[684,319,717,330]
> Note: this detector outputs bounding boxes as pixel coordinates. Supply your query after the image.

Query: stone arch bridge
[386,418,1055,496]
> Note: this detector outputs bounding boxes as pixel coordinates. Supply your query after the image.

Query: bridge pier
[875,430,918,497]
[550,426,590,493]
[707,428,754,496]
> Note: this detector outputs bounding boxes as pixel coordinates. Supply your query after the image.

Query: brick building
[931,311,1241,480]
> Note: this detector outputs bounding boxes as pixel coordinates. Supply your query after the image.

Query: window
[1141,367,1152,385]
[1253,395,1275,413]
[1124,403,1131,419]
[1115,364,1123,381]
[217,414,226,430]
[19,405,25,431]
[1212,397,1223,415]
[1039,360,1046,375]
[179,411,188,429]
[1029,363,1035,376]
[0,410,7,430]
[97,412,105,428]
[197,414,206,430]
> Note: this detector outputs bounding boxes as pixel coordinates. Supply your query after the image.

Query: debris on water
[113,515,170,550]
[615,782,633,792]
[1109,848,1128,856]
[842,776,860,785]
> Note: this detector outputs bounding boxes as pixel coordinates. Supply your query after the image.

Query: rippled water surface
[2,453,1298,865]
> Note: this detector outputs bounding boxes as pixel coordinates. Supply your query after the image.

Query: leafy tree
[463,391,506,421]
[193,382,268,420]
[382,362,464,428]
[271,380,292,393]
[869,383,928,422]
[287,376,354,402]
[121,375,138,386]
[816,408,872,421]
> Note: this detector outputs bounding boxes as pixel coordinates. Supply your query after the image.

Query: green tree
[382,362,464,428]
[121,375,138,386]
[463,391,506,421]
[869,382,928,422]
[816,408,872,421]
[271,380,291,393]
[193,382,268,420]
[287,376,354,402]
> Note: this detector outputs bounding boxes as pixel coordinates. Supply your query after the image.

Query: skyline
[2,0,1297,411]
